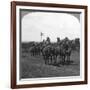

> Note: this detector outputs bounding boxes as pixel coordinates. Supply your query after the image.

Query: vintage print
[11,1,87,89]
[20,10,80,79]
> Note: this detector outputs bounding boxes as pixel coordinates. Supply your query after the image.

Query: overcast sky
[21,11,81,42]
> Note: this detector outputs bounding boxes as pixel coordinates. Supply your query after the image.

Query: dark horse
[42,40,72,65]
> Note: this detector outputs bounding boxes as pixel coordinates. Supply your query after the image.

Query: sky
[21,11,81,42]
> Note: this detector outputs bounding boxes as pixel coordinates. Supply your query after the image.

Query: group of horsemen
[29,37,74,65]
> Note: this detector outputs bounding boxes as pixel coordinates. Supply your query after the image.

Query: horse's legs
[45,57,48,65]
[44,56,47,65]
[49,56,52,64]
[62,55,65,65]
[67,55,70,62]
[53,56,56,64]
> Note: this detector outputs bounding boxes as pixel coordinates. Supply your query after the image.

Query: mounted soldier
[46,37,51,45]
[57,37,61,46]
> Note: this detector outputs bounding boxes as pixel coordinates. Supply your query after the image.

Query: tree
[75,38,80,47]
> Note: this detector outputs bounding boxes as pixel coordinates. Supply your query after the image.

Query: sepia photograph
[11,1,87,89]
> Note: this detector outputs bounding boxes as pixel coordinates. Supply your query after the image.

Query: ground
[20,50,80,79]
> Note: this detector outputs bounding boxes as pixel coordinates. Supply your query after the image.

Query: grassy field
[20,50,80,79]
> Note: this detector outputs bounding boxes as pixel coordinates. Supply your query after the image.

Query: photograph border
[11,1,88,89]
